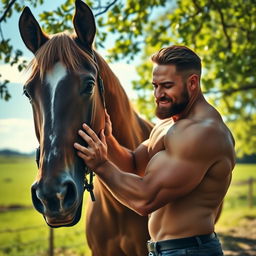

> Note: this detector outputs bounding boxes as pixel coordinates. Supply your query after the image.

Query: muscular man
[74,45,236,256]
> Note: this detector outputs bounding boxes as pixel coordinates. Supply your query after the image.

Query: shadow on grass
[219,233,256,256]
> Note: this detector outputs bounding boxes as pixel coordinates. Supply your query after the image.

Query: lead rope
[84,166,96,201]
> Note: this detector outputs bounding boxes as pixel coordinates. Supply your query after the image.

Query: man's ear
[188,74,199,91]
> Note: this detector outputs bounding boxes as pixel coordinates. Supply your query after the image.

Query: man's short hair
[151,45,201,76]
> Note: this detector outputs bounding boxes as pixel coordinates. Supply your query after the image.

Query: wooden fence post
[49,227,54,256]
[248,177,254,208]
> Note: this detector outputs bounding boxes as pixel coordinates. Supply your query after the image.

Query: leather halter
[35,52,106,202]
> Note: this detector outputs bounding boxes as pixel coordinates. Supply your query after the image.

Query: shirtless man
[74,45,236,256]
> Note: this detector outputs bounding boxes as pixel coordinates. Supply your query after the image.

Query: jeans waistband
[147,232,216,253]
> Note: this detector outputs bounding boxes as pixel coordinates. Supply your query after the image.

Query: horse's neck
[96,54,152,149]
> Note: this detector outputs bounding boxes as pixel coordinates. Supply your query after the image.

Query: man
[74,45,236,256]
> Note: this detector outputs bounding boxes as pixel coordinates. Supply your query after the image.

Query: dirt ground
[219,218,256,256]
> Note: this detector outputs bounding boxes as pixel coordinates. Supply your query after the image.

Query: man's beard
[155,86,189,119]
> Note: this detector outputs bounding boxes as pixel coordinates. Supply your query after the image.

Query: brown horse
[19,0,152,255]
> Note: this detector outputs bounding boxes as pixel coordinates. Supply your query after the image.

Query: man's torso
[146,109,235,241]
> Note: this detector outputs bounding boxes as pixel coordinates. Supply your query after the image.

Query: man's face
[152,64,189,119]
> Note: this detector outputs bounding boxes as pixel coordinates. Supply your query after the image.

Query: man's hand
[74,124,108,171]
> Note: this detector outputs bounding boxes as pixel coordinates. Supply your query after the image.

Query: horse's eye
[81,80,95,95]
[23,88,32,102]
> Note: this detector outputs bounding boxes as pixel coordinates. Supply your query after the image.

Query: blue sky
[0,1,140,153]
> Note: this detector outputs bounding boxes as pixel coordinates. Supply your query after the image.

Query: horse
[19,0,153,255]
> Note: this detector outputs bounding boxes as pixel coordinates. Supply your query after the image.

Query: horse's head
[19,0,105,227]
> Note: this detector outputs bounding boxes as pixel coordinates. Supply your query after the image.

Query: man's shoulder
[167,117,223,139]
[165,117,232,159]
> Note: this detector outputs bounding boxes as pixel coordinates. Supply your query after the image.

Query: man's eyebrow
[152,81,175,86]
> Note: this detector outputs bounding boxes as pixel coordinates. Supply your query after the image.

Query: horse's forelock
[26,32,96,83]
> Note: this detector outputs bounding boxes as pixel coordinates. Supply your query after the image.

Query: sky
[0,1,141,153]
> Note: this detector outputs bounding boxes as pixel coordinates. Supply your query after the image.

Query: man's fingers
[74,142,91,155]
[77,151,90,161]
[104,109,109,117]
[100,129,106,145]
[82,124,99,142]
[105,110,111,123]
[78,129,97,148]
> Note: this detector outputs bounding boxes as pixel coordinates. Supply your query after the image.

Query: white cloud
[0,61,30,84]
[0,118,38,153]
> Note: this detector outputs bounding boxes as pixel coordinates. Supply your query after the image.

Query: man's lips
[156,98,172,105]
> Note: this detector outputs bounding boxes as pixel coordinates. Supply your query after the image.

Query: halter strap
[92,52,106,109]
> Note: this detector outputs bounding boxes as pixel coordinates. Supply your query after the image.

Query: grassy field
[0,156,91,256]
[216,164,256,231]
[0,156,255,256]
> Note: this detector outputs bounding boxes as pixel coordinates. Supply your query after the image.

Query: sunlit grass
[0,156,91,256]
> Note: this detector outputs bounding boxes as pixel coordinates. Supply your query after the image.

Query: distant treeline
[0,149,35,157]
[236,154,256,164]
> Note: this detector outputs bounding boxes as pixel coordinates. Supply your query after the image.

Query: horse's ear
[73,0,96,49]
[19,7,49,54]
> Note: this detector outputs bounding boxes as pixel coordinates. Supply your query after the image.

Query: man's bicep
[144,150,208,205]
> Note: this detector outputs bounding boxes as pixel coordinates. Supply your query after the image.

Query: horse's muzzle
[31,176,83,227]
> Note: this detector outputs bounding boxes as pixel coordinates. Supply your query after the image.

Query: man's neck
[172,89,202,122]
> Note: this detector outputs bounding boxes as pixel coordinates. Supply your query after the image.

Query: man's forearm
[106,134,137,173]
[95,160,147,215]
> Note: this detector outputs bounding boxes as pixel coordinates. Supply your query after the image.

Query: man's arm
[74,122,221,216]
[103,111,150,175]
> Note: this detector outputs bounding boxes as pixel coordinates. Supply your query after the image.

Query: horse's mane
[27,32,96,82]
[95,53,152,148]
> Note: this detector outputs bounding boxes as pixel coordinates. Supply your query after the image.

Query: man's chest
[147,118,174,158]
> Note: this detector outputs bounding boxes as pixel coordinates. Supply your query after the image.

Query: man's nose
[154,87,164,99]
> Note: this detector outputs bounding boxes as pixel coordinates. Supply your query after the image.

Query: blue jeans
[148,235,224,256]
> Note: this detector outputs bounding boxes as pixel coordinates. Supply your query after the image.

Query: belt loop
[195,236,202,247]
[154,241,159,256]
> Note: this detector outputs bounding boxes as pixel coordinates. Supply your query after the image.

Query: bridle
[35,50,106,202]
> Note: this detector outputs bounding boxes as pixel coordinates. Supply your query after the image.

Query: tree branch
[204,84,256,96]
[0,0,17,23]
[209,0,232,50]
[94,0,118,17]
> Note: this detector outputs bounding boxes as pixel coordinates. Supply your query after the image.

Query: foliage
[101,0,256,157]
[1,0,256,156]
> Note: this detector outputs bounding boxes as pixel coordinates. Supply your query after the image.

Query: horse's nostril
[31,179,78,216]
[31,183,44,214]
[62,181,77,209]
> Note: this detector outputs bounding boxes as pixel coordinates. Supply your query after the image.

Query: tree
[101,0,256,157]
[1,0,255,156]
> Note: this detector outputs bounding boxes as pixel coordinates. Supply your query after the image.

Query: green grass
[0,156,91,256]
[216,164,256,231]
[0,156,35,206]
[0,157,255,255]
